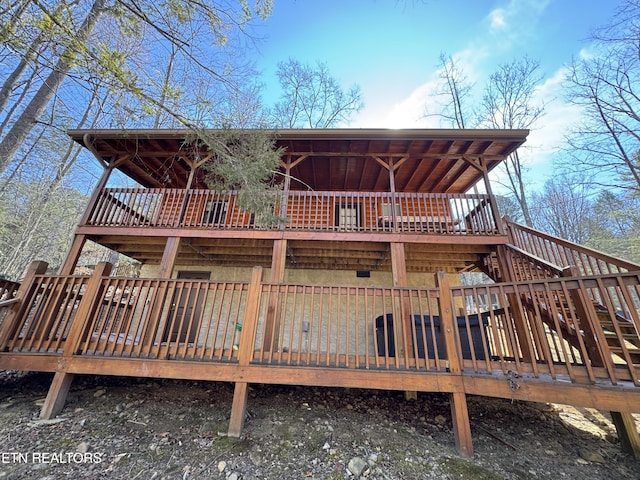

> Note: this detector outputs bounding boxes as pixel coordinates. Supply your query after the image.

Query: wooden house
[1,128,639,457]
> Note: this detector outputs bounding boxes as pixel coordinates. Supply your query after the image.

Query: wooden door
[162,271,210,343]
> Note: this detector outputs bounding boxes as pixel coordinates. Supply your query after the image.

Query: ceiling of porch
[88,235,493,274]
[69,128,528,195]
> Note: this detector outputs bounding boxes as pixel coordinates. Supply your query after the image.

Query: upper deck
[69,128,528,272]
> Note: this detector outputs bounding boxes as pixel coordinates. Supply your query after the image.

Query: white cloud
[486,0,551,48]
[368,47,489,129]
[489,9,507,32]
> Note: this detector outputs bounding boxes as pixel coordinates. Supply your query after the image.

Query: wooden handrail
[83,187,501,235]
[0,298,19,308]
[506,219,640,274]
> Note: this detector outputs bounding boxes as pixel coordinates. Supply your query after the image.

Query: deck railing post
[436,272,473,457]
[0,261,48,350]
[40,262,112,420]
[229,266,263,437]
[262,240,286,353]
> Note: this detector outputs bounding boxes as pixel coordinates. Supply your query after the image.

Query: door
[162,271,210,343]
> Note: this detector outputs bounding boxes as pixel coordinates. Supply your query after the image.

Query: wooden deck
[1,254,639,456]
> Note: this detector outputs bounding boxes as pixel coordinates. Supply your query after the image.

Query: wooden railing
[254,283,447,371]
[1,262,638,387]
[0,278,20,300]
[0,275,88,353]
[83,188,501,235]
[454,272,640,386]
[506,220,640,275]
[0,278,21,328]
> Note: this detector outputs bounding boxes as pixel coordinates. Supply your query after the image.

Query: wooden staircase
[596,305,640,367]
[481,243,640,376]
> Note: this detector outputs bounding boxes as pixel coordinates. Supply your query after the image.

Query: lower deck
[1,261,639,456]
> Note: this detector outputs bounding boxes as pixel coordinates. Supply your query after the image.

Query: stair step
[608,346,640,362]
[603,331,640,341]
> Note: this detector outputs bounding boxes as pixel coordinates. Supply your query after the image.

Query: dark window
[335,203,361,230]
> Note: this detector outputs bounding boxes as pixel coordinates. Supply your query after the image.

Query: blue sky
[249,0,624,189]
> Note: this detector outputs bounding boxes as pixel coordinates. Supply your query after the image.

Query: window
[335,203,361,230]
[381,202,401,217]
[203,200,227,224]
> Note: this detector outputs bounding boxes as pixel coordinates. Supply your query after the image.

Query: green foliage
[200,129,285,226]
[584,190,640,264]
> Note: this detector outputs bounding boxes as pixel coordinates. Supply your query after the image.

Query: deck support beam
[436,272,473,457]
[450,391,473,457]
[262,239,287,352]
[228,267,263,437]
[58,235,87,276]
[40,372,75,419]
[158,236,181,278]
[228,382,250,437]
[611,411,640,459]
[390,242,416,400]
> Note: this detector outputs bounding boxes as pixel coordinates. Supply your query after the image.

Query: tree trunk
[0,0,106,175]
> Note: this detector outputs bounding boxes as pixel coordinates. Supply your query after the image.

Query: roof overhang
[68,128,528,193]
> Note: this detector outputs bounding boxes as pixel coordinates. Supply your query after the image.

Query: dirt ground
[0,370,639,480]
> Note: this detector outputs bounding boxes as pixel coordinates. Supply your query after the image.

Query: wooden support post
[450,391,474,458]
[435,273,462,375]
[390,243,410,356]
[610,411,640,459]
[63,262,113,356]
[58,235,87,276]
[142,237,181,346]
[158,237,181,278]
[390,242,416,400]
[40,372,75,419]
[236,267,263,366]
[0,261,48,350]
[437,272,473,457]
[40,262,112,419]
[78,162,112,226]
[58,164,112,276]
[262,239,287,352]
[483,169,505,235]
[228,382,249,438]
[228,267,263,437]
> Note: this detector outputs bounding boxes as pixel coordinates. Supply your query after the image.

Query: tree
[426,53,476,129]
[201,129,284,226]
[0,0,275,278]
[563,0,640,194]
[529,174,593,244]
[585,190,640,263]
[0,0,274,175]
[271,58,364,128]
[478,57,544,227]
[495,194,523,224]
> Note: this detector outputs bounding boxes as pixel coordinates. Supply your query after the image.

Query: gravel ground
[0,371,639,479]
